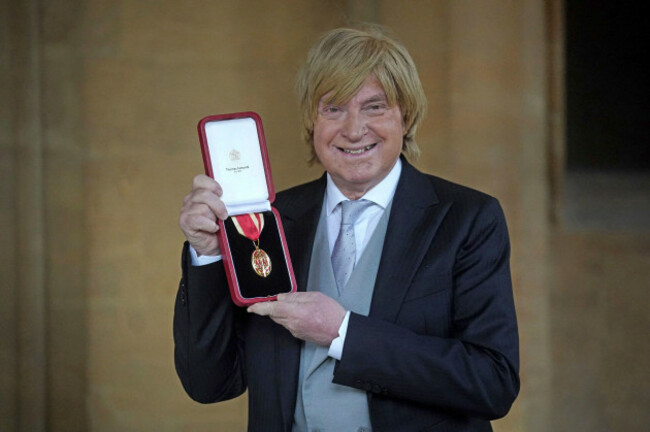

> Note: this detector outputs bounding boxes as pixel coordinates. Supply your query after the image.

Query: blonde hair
[296,25,427,163]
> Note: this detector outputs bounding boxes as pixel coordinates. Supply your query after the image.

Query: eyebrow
[319,92,388,106]
[362,94,388,104]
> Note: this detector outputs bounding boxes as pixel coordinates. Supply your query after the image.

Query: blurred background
[1,0,648,431]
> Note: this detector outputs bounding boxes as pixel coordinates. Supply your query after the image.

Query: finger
[197,191,228,221]
[180,202,218,228]
[184,190,228,221]
[247,301,275,316]
[178,213,220,256]
[277,291,322,303]
[192,174,223,196]
[276,293,291,303]
[185,213,219,234]
[276,292,306,303]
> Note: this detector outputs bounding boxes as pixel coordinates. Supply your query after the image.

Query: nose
[341,111,367,142]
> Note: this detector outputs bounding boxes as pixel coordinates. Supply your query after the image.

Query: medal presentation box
[198,112,297,306]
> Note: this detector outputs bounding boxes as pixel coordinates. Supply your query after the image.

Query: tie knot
[340,199,372,225]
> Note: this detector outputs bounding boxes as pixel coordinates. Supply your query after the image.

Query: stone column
[2,1,48,431]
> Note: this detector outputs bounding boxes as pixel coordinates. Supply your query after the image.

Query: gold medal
[251,241,272,277]
[232,213,272,277]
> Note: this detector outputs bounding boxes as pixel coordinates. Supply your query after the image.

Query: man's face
[313,75,405,199]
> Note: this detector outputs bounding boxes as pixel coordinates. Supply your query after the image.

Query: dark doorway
[565,1,649,171]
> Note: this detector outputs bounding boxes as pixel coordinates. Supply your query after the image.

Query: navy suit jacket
[174,159,519,431]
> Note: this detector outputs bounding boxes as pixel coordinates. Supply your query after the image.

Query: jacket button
[179,281,187,305]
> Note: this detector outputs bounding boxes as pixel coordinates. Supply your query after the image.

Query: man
[175,26,519,431]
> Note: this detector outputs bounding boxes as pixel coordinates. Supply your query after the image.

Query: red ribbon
[231,213,264,242]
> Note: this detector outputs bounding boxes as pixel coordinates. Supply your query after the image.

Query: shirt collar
[326,157,402,215]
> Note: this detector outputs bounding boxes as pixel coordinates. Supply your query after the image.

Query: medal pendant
[232,213,271,277]
[251,247,272,277]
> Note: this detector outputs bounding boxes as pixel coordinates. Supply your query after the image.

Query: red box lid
[198,112,276,214]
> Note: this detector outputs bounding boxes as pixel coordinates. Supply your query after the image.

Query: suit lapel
[272,175,326,430]
[370,160,451,323]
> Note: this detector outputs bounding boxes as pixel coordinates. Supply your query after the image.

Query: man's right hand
[178,174,228,257]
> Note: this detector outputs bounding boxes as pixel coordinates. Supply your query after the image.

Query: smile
[339,144,376,154]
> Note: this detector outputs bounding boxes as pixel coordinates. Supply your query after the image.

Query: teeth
[343,144,374,154]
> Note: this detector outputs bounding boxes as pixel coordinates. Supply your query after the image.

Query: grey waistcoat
[292,199,392,432]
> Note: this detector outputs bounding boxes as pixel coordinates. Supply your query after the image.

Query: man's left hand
[247,292,346,347]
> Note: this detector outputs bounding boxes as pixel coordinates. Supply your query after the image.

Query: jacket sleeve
[332,198,519,420]
[173,242,247,403]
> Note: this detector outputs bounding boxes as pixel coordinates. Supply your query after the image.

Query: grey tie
[331,199,373,294]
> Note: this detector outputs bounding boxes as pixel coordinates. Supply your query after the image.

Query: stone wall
[2,1,648,431]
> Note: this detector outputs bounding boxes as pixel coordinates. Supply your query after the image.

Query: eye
[364,103,387,114]
[320,104,343,118]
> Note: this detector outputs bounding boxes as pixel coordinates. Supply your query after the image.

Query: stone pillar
[40,0,88,430]
[0,1,19,429]
[2,1,48,431]
[1,1,88,430]
[515,1,553,431]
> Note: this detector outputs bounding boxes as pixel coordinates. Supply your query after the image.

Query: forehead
[319,76,388,105]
